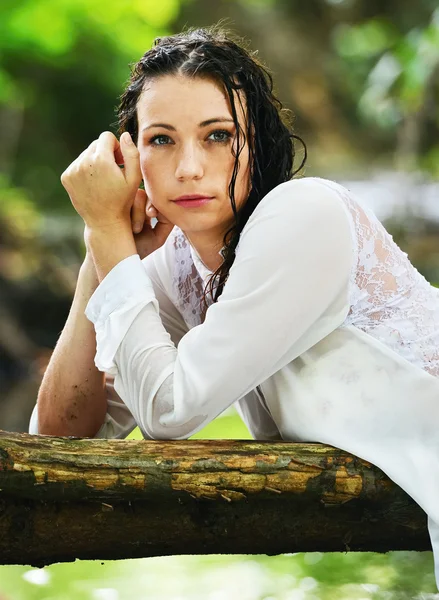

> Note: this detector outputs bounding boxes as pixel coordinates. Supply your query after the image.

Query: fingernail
[124,132,134,145]
[133,222,142,233]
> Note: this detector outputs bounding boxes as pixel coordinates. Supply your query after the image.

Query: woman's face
[136,74,250,243]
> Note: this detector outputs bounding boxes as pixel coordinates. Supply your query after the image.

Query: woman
[30,26,439,586]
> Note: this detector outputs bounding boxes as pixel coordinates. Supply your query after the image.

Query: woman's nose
[175,144,204,180]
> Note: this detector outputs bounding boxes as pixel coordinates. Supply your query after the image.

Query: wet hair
[118,24,306,305]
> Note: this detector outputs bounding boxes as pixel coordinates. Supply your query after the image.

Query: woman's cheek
[140,161,157,196]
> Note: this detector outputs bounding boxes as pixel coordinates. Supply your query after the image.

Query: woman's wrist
[79,252,100,293]
[85,223,137,282]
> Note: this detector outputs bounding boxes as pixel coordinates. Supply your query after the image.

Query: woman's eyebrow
[199,117,234,127]
[141,117,234,132]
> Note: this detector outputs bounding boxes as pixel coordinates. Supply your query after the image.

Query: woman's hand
[61,131,141,231]
[130,189,174,260]
[66,130,174,264]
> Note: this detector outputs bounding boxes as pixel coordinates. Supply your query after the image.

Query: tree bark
[0,430,429,567]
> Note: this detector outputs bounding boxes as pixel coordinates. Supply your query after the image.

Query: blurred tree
[0,0,180,212]
[332,5,439,175]
[175,0,439,176]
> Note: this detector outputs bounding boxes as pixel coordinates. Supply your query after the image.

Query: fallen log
[0,430,429,567]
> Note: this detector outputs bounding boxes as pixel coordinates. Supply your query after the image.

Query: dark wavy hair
[118,24,306,305]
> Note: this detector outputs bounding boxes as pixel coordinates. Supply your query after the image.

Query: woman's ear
[146,202,173,225]
[146,202,158,218]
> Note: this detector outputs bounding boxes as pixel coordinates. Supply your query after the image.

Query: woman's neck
[183,230,224,273]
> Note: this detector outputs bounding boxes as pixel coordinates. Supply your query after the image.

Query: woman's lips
[173,197,214,208]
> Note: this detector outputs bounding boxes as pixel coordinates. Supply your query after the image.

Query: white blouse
[29,177,439,588]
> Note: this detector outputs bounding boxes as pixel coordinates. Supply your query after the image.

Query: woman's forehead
[136,74,247,126]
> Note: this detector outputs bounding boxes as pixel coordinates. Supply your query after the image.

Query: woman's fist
[61,131,142,229]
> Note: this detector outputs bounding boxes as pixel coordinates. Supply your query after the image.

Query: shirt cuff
[85,254,158,374]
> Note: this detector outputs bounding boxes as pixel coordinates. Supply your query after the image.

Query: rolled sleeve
[85,254,158,374]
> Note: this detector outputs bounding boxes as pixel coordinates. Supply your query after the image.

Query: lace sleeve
[312,178,439,377]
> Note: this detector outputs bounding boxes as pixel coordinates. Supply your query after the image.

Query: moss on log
[0,430,429,567]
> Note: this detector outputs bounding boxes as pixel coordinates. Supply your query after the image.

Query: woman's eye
[149,131,232,146]
[208,130,232,143]
[150,135,172,146]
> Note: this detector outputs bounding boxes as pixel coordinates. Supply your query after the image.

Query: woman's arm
[35,254,108,437]
[85,178,355,440]
[32,131,180,438]
[235,388,282,441]
[31,231,188,438]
